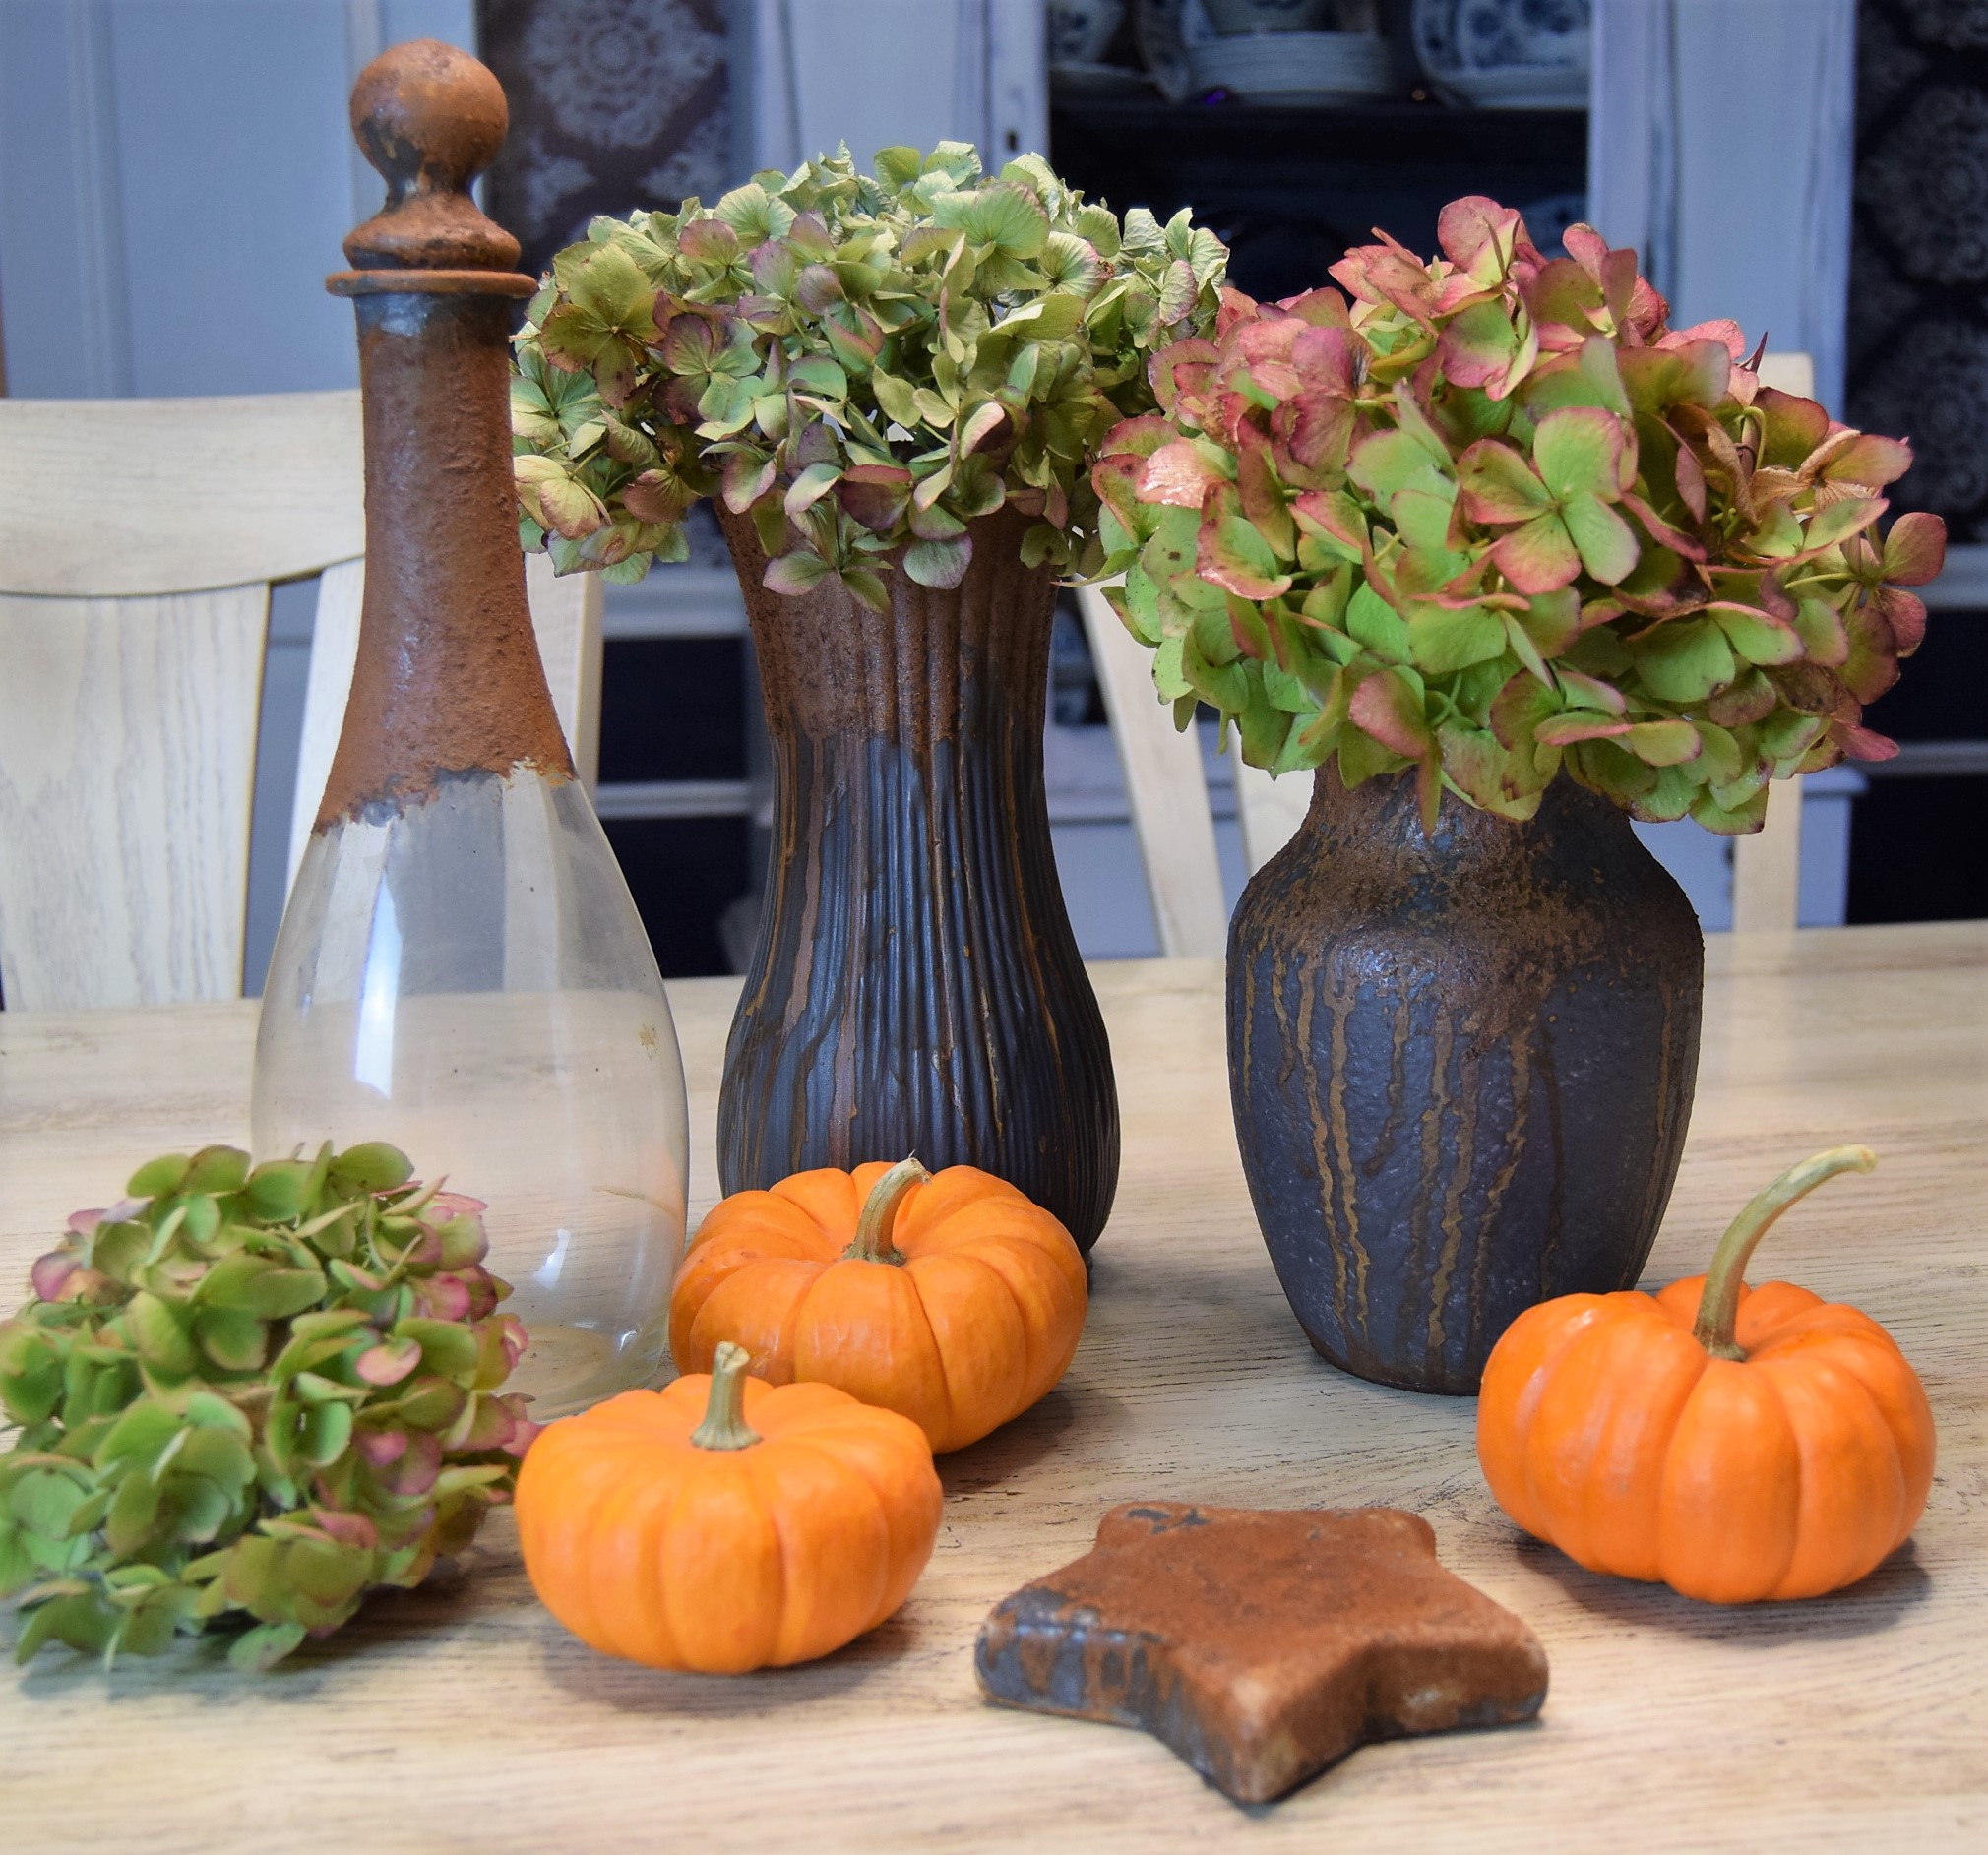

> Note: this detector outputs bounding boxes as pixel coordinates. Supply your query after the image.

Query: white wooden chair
[1082,353,1821,947]
[1727,352,1814,932]
[0,390,601,1011]
[1076,582,1296,958]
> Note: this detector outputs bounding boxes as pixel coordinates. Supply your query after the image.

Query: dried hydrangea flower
[511,142,1225,607]
[0,1143,534,1672]
[1096,197,1944,833]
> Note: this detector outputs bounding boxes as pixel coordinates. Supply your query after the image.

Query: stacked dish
[1048,0,1152,93]
[1186,29,1393,104]
[1410,0,1590,108]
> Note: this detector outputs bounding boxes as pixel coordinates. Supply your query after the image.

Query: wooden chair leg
[1076,584,1229,958]
[1233,757,1310,875]
[1732,777,1804,932]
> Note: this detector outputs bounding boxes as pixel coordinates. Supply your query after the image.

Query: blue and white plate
[1188,29,1393,104]
[1411,0,1590,109]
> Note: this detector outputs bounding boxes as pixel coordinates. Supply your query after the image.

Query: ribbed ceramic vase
[715,506,1120,1253]
[1228,766,1703,1393]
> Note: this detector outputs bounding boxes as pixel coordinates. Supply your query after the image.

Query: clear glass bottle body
[253,768,688,1419]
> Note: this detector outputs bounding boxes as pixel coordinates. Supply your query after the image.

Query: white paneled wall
[0,0,475,402]
[1580,0,1864,932]
[735,0,1046,176]
[1588,0,1856,413]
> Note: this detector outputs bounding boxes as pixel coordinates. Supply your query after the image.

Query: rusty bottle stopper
[317,36,572,828]
[254,40,691,1422]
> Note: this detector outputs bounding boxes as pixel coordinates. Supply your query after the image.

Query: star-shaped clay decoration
[975,1503,1547,1804]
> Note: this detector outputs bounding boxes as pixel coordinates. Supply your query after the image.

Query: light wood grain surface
[0,585,269,1010]
[0,391,360,1007]
[1731,775,1804,933]
[1,923,1984,1852]
[1233,754,1310,872]
[1,390,605,1011]
[0,392,364,600]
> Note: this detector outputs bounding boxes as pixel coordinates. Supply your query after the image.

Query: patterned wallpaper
[1849,0,1988,542]
[476,0,732,284]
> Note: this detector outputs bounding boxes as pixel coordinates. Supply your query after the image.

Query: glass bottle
[252,39,687,1419]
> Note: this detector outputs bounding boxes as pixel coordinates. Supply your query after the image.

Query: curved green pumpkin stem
[1692,1145,1878,1361]
[689,1341,761,1451]
[843,1156,931,1265]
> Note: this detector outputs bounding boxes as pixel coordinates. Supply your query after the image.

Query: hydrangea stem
[1692,1145,1878,1360]
[689,1341,761,1451]
[843,1157,932,1265]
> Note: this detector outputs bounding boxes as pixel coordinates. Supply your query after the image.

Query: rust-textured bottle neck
[316,35,573,831]
[315,290,573,829]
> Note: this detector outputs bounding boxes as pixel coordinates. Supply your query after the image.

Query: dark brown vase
[1227,766,1703,1394]
[714,506,1120,1252]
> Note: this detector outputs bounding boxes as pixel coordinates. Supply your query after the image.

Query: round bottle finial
[340,37,523,276]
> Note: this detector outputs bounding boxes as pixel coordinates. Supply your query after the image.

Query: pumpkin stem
[1692,1145,1878,1360]
[689,1341,762,1451]
[843,1156,932,1265]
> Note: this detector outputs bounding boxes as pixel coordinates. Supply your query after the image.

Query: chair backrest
[1084,353,1821,949]
[1729,351,1814,932]
[1075,581,1230,957]
[1077,581,1320,958]
[0,390,601,1011]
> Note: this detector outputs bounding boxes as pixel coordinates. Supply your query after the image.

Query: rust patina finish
[316,38,570,832]
[976,1502,1548,1805]
[343,38,518,274]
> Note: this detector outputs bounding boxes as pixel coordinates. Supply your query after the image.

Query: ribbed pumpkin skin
[668,1162,1087,1453]
[516,1373,941,1672]
[1478,1274,1935,1602]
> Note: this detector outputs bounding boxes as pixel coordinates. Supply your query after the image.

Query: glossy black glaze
[1228,766,1704,1393]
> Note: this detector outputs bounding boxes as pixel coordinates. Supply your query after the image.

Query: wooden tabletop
[3,922,1985,1852]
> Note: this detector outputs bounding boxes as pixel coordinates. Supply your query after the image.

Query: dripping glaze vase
[1227,764,1703,1395]
[252,39,688,1418]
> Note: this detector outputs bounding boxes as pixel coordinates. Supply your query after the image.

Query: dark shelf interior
[604,815,753,979]
[1050,100,1588,301]
[1848,611,1988,925]
[1051,96,1586,158]
[1847,775,1988,924]
[598,637,748,786]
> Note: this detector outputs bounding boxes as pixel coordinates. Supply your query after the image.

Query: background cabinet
[1,0,1979,989]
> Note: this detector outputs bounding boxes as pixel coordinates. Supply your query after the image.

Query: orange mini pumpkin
[668,1157,1087,1453]
[517,1342,942,1671]
[1478,1146,1936,1603]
